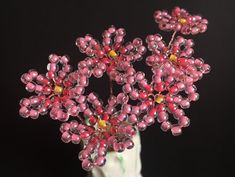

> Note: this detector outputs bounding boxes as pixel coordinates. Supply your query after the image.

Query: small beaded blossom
[19,55,80,121]
[76,26,146,80]
[60,93,136,171]
[19,7,210,171]
[154,6,208,35]
[139,34,210,135]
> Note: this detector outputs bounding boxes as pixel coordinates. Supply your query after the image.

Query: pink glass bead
[61,132,71,143]
[29,109,39,119]
[125,139,134,149]
[82,159,94,171]
[171,126,182,136]
[95,156,106,166]
[113,142,125,152]
[161,121,171,132]
[178,116,190,127]
[19,106,29,118]
[71,134,80,144]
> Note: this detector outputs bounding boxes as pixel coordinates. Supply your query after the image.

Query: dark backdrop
[2,0,235,177]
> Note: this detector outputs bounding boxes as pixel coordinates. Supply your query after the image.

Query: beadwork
[19,7,210,171]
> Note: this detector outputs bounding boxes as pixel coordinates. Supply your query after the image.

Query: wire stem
[168,31,177,48]
[109,78,113,97]
[77,114,85,123]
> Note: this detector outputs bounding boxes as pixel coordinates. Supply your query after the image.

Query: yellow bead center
[155,95,164,104]
[54,85,63,94]
[98,119,107,129]
[169,54,177,62]
[108,50,118,59]
[179,18,187,25]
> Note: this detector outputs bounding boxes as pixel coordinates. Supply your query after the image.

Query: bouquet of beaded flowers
[19,7,210,172]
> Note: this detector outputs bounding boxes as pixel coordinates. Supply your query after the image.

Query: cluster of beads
[154,7,208,35]
[19,55,80,121]
[19,7,210,171]
[141,34,210,136]
[60,93,136,171]
[76,26,146,79]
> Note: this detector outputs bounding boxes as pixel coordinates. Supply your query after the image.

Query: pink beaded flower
[146,34,211,81]
[76,26,146,80]
[60,93,136,171]
[19,54,81,121]
[134,34,211,135]
[154,6,208,35]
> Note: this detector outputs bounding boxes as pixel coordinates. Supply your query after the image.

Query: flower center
[178,18,187,25]
[54,85,63,94]
[98,119,107,129]
[108,50,118,59]
[155,95,164,104]
[169,54,177,62]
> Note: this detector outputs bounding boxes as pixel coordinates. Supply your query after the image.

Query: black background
[2,0,235,177]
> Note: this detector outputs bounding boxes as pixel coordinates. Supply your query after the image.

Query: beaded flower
[134,34,210,135]
[146,33,210,79]
[76,26,146,80]
[19,54,81,121]
[154,6,208,35]
[60,93,136,170]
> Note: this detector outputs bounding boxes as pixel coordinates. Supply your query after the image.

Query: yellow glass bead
[98,119,107,129]
[155,95,164,104]
[108,50,118,59]
[169,54,177,62]
[179,18,187,25]
[54,85,63,94]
